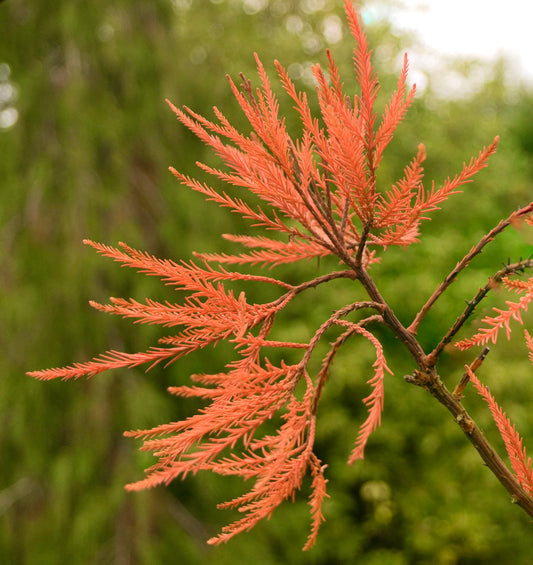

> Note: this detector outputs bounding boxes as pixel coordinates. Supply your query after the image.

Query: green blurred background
[2,1,533,563]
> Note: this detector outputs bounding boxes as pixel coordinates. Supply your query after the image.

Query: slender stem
[351,261,428,364]
[317,199,533,519]
[339,196,350,244]
[453,346,490,399]
[270,269,356,312]
[408,202,533,335]
[355,221,372,266]
[426,258,533,366]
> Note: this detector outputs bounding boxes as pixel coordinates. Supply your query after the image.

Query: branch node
[455,413,474,433]
[404,370,432,390]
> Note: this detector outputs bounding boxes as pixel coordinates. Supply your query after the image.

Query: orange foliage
[29,0,533,548]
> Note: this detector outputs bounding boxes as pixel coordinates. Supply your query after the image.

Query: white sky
[387,0,532,85]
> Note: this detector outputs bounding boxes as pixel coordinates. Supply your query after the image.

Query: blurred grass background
[1,1,533,563]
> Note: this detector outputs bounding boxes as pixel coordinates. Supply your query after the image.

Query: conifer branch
[28,0,533,549]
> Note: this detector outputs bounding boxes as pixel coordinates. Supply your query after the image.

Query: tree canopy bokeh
[2,1,533,563]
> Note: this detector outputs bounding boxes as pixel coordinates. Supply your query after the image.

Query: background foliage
[2,0,533,563]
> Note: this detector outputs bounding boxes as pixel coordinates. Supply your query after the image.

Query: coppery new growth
[29,0,533,549]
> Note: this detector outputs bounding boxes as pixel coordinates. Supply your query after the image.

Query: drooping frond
[125,365,323,546]
[302,452,329,551]
[207,381,319,544]
[346,325,392,463]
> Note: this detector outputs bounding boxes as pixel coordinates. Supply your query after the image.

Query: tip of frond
[168,166,182,180]
[165,98,179,114]
[124,482,145,492]
[486,135,500,156]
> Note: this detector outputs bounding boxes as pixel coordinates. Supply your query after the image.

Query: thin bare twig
[408,202,533,336]
[453,346,490,399]
[426,258,533,366]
